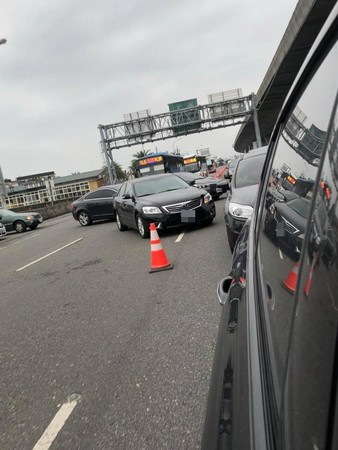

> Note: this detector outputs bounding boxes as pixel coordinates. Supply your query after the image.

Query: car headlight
[229,202,253,219]
[142,206,162,214]
[203,193,213,204]
[26,215,33,220]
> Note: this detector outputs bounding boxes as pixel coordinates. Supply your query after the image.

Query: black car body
[203,6,338,450]
[71,184,121,226]
[114,173,215,238]
[224,146,267,251]
[265,195,310,256]
[175,171,229,200]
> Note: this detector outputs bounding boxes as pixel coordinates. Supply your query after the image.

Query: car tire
[136,214,150,239]
[116,212,128,231]
[226,227,237,253]
[14,220,27,233]
[77,211,92,227]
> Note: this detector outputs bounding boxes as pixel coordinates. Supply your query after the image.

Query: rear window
[234,154,266,188]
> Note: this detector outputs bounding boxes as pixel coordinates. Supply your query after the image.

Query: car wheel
[14,220,27,233]
[29,224,38,230]
[136,214,150,239]
[78,211,92,226]
[226,227,237,253]
[116,212,128,231]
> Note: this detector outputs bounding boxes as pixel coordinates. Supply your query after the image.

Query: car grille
[162,197,202,214]
[275,211,299,234]
[32,213,42,219]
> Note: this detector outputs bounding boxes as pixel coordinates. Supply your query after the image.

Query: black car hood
[136,186,207,206]
[230,184,259,207]
[275,202,307,232]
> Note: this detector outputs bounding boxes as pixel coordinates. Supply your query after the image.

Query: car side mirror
[122,194,131,200]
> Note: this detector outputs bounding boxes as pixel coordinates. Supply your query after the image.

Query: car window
[257,36,338,412]
[86,189,113,199]
[234,153,266,188]
[118,184,126,197]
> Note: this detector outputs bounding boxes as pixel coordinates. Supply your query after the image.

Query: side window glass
[124,183,134,197]
[284,101,338,449]
[118,184,126,197]
[258,39,338,396]
[97,189,114,198]
[86,191,102,199]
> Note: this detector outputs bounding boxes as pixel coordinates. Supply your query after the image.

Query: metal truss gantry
[98,93,261,183]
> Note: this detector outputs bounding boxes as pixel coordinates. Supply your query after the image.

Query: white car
[0,222,7,239]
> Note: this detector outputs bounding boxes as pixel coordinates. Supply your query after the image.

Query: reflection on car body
[203,7,338,450]
[114,173,215,238]
[70,184,122,226]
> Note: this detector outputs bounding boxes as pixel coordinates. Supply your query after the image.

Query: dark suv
[203,6,338,450]
[224,146,267,252]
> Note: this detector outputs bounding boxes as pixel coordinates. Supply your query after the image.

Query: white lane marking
[32,394,81,450]
[278,248,284,260]
[175,230,186,243]
[16,238,83,272]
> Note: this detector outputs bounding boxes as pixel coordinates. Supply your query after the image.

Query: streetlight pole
[173,138,182,154]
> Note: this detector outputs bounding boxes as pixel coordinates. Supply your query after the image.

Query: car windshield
[287,198,311,218]
[234,154,266,188]
[134,175,189,197]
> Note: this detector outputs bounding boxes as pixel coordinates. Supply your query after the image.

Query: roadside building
[4,169,105,210]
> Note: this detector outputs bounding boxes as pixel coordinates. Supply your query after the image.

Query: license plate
[181,209,196,223]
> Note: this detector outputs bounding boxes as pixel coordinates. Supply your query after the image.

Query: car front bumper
[141,202,216,230]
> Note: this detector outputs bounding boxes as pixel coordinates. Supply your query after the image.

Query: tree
[102,161,128,184]
[129,149,151,175]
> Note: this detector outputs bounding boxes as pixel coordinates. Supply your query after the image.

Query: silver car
[0,222,7,239]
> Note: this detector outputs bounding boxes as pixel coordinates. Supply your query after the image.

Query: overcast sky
[0,0,299,180]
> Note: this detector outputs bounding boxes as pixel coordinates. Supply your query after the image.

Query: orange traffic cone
[149,223,173,273]
[281,261,299,294]
[304,253,317,297]
[214,166,226,179]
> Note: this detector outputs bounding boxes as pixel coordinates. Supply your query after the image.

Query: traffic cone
[281,261,299,294]
[149,223,173,273]
[214,166,226,179]
[304,253,317,297]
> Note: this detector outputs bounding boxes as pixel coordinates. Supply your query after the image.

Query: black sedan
[71,184,121,226]
[114,173,216,238]
[175,171,229,200]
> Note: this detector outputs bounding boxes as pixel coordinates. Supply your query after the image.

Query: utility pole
[251,92,262,148]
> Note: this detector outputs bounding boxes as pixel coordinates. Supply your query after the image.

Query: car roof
[241,146,268,160]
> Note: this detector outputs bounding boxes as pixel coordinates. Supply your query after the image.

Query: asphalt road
[0,200,232,449]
